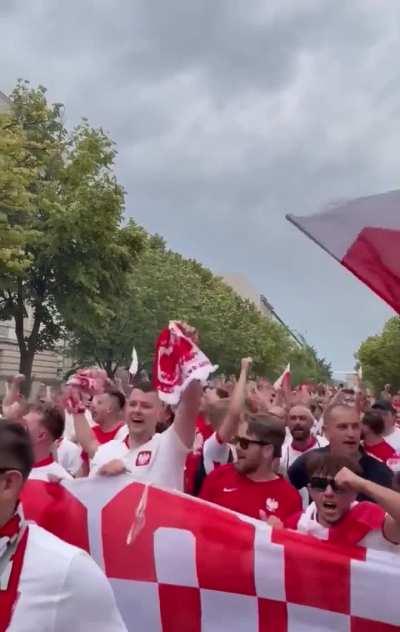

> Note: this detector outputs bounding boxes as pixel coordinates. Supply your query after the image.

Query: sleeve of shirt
[203,432,231,474]
[54,552,128,631]
[287,453,309,490]
[155,425,191,489]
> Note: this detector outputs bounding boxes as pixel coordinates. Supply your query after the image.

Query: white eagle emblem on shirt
[266,497,279,513]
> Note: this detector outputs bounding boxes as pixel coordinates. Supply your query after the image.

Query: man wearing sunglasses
[285,453,400,551]
[199,414,301,522]
[288,404,393,501]
[0,421,127,631]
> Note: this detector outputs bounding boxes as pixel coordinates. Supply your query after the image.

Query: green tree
[0,81,144,390]
[357,317,400,393]
[71,234,296,377]
[289,343,332,386]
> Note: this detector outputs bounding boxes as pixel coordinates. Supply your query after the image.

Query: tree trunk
[19,349,35,397]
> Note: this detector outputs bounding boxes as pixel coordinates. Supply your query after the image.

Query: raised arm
[66,388,99,459]
[2,374,25,421]
[335,467,400,544]
[173,380,203,449]
[218,357,252,443]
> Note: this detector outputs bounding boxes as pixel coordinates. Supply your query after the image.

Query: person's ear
[0,470,24,499]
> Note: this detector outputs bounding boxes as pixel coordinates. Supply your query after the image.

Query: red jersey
[82,422,125,463]
[199,464,302,521]
[364,440,397,464]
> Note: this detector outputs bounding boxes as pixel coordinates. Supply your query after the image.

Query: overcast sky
[1,1,399,371]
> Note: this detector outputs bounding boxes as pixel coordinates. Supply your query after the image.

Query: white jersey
[280,435,329,474]
[57,438,83,476]
[384,427,400,451]
[29,459,73,482]
[9,523,127,632]
[90,425,189,491]
[203,432,233,473]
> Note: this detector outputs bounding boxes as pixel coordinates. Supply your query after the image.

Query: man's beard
[292,427,309,441]
[235,459,256,475]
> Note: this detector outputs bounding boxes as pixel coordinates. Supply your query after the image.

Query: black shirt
[288,446,393,502]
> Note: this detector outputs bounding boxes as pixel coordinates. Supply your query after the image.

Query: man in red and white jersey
[285,452,400,552]
[0,421,127,632]
[200,413,302,522]
[372,400,400,451]
[281,405,328,474]
[22,404,72,482]
[362,409,398,464]
[85,380,202,491]
[72,389,127,475]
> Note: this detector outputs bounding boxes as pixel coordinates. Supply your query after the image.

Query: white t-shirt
[9,523,127,632]
[384,427,400,451]
[29,460,73,482]
[202,432,234,473]
[280,435,329,474]
[57,438,83,476]
[90,425,189,491]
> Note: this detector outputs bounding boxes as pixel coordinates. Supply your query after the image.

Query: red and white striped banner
[287,189,400,313]
[21,476,400,631]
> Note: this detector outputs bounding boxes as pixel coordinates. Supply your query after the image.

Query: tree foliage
[71,235,296,377]
[289,343,332,386]
[0,81,144,388]
[357,317,400,393]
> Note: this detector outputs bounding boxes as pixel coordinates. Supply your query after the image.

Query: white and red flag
[287,189,400,312]
[274,363,291,392]
[20,477,400,631]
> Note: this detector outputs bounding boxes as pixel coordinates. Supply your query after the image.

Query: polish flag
[287,189,400,313]
[274,363,291,391]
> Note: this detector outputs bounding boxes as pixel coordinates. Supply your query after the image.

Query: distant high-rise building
[0,90,10,112]
[222,274,303,347]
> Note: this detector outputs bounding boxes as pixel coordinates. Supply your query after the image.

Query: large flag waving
[287,189,400,312]
[21,476,400,631]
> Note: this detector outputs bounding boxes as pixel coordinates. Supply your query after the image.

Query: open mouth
[322,501,337,511]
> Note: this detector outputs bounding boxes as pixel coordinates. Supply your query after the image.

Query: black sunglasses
[233,436,269,450]
[309,476,346,494]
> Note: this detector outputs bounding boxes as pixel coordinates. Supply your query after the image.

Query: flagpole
[285,213,342,264]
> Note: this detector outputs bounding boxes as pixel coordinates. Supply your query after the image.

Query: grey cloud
[1,1,399,370]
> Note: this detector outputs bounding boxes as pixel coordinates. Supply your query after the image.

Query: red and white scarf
[0,506,29,632]
[153,321,217,405]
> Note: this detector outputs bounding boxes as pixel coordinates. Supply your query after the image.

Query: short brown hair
[0,421,34,479]
[362,410,385,436]
[245,413,286,458]
[306,452,362,478]
[30,403,65,441]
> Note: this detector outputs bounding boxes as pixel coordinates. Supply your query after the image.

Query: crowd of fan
[1,356,400,553]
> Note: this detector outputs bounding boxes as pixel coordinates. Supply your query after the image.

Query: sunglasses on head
[309,476,346,494]
[232,436,269,450]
